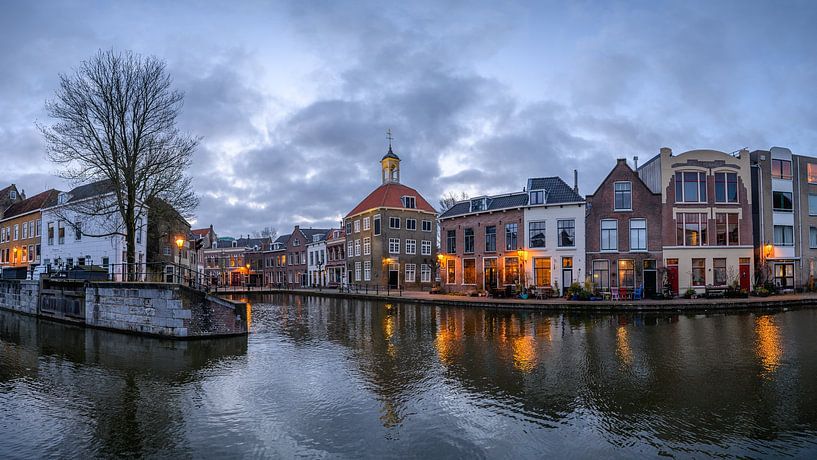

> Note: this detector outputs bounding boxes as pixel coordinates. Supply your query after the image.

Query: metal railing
[42,262,211,291]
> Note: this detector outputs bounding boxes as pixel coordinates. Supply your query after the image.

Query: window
[772,159,792,180]
[355,262,362,282]
[404,264,416,283]
[354,220,361,233]
[529,190,544,205]
[421,240,432,255]
[592,260,610,290]
[447,259,455,284]
[389,217,400,229]
[774,263,794,288]
[715,213,739,246]
[614,181,632,210]
[692,258,706,286]
[405,239,416,255]
[774,225,794,246]
[347,242,354,258]
[713,258,727,286]
[75,222,82,240]
[364,261,371,281]
[421,264,431,282]
[163,246,171,256]
[373,215,381,235]
[618,260,634,288]
[504,257,519,285]
[773,191,793,211]
[533,258,551,286]
[674,171,707,203]
[601,220,617,251]
[714,172,738,203]
[529,221,546,248]
[346,221,352,234]
[464,228,474,253]
[422,220,432,232]
[485,226,496,252]
[402,196,416,209]
[676,213,708,246]
[557,219,575,247]
[363,237,371,255]
[389,238,400,254]
[463,259,476,284]
[446,230,456,253]
[406,219,417,230]
[505,223,518,250]
[354,239,361,256]
[810,195,817,216]
[811,227,817,249]
[13,224,18,240]
[809,164,817,184]
[136,218,142,244]
[22,223,27,239]
[363,217,370,231]
[58,221,65,244]
[629,219,647,251]
[470,198,486,212]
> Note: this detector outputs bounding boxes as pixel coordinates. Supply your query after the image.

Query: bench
[705,286,726,298]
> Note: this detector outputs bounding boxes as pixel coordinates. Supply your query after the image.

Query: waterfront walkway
[214,286,816,311]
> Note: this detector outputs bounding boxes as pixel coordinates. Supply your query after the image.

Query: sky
[2,0,817,237]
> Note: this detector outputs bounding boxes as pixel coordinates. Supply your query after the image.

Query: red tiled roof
[1,189,60,220]
[191,228,211,236]
[346,183,436,217]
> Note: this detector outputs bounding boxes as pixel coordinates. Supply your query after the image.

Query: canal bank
[216,286,817,311]
[0,279,249,338]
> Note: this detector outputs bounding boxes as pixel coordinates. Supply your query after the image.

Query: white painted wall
[307,240,327,286]
[522,202,586,292]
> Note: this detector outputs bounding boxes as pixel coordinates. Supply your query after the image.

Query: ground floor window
[484,258,498,289]
[774,263,794,289]
[447,259,455,284]
[533,257,551,287]
[713,258,727,285]
[355,262,361,282]
[618,259,634,287]
[463,259,476,284]
[691,258,706,286]
[364,261,371,281]
[421,264,431,282]
[405,263,416,283]
[504,257,519,285]
[592,260,610,290]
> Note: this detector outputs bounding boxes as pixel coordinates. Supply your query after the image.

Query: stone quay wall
[0,280,248,339]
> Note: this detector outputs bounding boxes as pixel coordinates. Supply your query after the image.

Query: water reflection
[755,315,782,379]
[616,325,632,366]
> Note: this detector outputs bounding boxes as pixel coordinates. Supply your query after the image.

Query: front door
[484,258,497,291]
[643,259,657,298]
[666,259,679,296]
[561,257,573,296]
[389,264,399,288]
[739,257,751,291]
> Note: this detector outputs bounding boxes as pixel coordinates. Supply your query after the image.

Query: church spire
[381,129,400,184]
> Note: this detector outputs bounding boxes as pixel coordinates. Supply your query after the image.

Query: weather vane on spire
[386,128,394,150]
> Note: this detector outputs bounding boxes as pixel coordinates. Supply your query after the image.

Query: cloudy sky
[2,1,817,236]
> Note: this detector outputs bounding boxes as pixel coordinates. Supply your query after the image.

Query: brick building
[439,192,526,293]
[638,148,754,294]
[325,228,346,287]
[263,234,289,287]
[586,158,663,297]
[0,189,59,279]
[344,146,437,290]
[283,226,330,288]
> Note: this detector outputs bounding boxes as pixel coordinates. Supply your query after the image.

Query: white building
[307,232,328,287]
[39,181,147,280]
[522,176,586,295]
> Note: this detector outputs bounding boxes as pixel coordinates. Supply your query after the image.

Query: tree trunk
[126,201,136,281]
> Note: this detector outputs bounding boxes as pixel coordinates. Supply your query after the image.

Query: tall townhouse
[146,198,193,284]
[750,146,817,289]
[264,234,289,287]
[344,146,437,290]
[586,159,662,297]
[438,192,526,293]
[522,176,586,294]
[202,236,254,287]
[191,225,218,278]
[325,229,346,287]
[41,181,147,280]
[307,231,330,287]
[284,226,330,288]
[638,148,754,294]
[0,189,59,279]
[0,184,25,219]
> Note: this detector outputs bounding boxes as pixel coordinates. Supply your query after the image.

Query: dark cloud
[2,1,817,235]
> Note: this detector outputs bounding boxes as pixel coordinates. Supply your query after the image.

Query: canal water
[2,295,817,458]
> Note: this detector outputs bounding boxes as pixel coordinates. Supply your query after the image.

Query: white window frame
[405,239,416,255]
[421,240,432,255]
[363,217,370,231]
[389,238,400,254]
[629,218,647,251]
[405,263,416,283]
[363,237,371,255]
[354,220,361,233]
[613,181,632,211]
[389,217,400,229]
[421,264,431,282]
[422,220,432,232]
[364,261,371,281]
[601,219,618,252]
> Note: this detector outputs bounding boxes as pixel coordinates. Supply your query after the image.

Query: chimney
[634,155,639,169]
[573,169,578,194]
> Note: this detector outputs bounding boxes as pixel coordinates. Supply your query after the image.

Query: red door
[739,258,751,291]
[666,259,679,296]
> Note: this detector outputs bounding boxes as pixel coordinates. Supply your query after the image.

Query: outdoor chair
[633,286,643,300]
[611,289,620,301]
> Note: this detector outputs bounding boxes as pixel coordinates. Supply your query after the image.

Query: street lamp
[176,237,185,284]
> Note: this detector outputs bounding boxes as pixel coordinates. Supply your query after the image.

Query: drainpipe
[796,155,802,287]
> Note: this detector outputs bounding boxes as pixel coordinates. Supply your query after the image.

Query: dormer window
[401,196,416,209]
[470,198,487,212]
[58,193,68,205]
[10,190,16,200]
[313,234,321,242]
[529,191,544,205]
[293,239,300,246]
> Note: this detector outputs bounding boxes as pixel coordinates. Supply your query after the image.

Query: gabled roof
[439,192,528,219]
[346,182,435,217]
[191,228,211,236]
[1,189,60,220]
[587,158,659,197]
[235,236,272,248]
[526,177,584,204]
[64,179,114,202]
[299,228,331,241]
[274,233,291,244]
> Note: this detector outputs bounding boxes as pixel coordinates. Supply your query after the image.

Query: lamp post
[176,237,185,284]
[246,263,251,289]
[517,249,528,289]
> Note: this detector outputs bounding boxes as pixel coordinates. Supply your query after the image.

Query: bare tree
[39,49,199,280]
[253,227,277,239]
[438,191,469,212]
